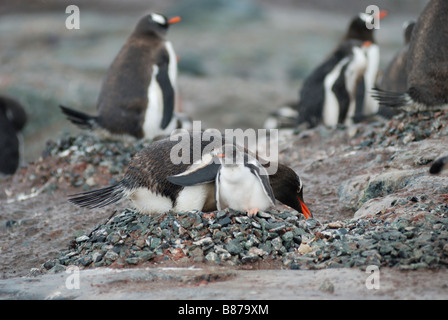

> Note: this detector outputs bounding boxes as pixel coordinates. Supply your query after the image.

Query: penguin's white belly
[142,65,164,139]
[362,44,380,115]
[344,46,368,125]
[142,49,179,140]
[322,57,350,126]
[129,184,213,215]
[217,166,272,211]
[165,41,177,89]
[129,186,172,214]
[175,183,214,212]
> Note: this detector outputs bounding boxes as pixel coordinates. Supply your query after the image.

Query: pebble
[75,235,89,243]
[319,280,335,294]
[298,243,313,255]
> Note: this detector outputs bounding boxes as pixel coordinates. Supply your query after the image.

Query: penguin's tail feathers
[370,88,411,109]
[59,105,99,130]
[68,182,127,209]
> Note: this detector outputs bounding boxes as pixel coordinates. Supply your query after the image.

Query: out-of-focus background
[0,0,428,164]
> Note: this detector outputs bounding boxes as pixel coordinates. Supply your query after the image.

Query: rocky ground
[2,0,447,300]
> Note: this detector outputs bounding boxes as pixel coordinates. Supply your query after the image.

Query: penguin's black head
[270,165,313,219]
[403,21,416,45]
[345,10,388,42]
[135,13,181,36]
[0,96,27,132]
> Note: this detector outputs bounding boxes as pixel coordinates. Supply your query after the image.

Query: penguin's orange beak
[216,153,225,158]
[298,197,312,219]
[168,16,182,25]
[363,41,372,48]
[379,10,388,20]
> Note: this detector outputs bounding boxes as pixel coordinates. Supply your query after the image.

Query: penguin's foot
[246,208,259,217]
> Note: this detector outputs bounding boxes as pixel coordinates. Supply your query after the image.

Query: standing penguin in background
[60,13,188,141]
[0,96,27,175]
[343,10,388,120]
[373,0,448,112]
[296,40,369,128]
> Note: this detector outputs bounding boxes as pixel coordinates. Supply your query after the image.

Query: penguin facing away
[372,0,448,111]
[0,96,27,175]
[60,13,188,141]
[67,132,313,219]
[296,40,369,128]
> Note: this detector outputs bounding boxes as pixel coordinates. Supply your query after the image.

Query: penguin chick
[212,144,276,216]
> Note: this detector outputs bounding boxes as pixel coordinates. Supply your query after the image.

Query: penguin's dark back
[379,46,409,93]
[333,63,351,123]
[96,32,165,138]
[377,22,415,94]
[0,112,20,174]
[406,0,448,106]
[122,133,217,202]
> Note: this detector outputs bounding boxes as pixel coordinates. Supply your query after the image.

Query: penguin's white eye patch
[359,13,374,24]
[151,13,167,25]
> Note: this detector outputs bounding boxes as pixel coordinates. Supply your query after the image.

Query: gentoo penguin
[430,156,448,174]
[373,0,448,111]
[60,13,188,141]
[0,96,27,175]
[171,144,276,216]
[67,132,313,219]
[296,40,369,128]
[343,10,388,118]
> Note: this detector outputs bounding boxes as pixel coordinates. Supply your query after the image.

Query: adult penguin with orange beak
[60,13,187,140]
[344,10,388,120]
